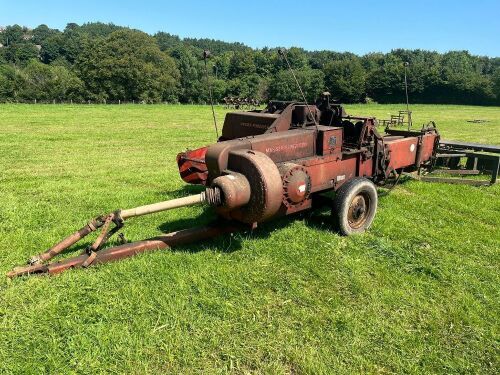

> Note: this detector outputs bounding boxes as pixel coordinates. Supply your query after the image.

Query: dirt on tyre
[332,178,378,235]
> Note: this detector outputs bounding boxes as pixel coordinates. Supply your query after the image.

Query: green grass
[0,103,499,374]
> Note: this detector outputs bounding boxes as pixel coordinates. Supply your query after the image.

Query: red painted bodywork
[176,101,439,219]
[176,147,208,185]
[385,137,419,169]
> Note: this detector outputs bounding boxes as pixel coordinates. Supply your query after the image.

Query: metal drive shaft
[21,188,223,268]
[120,193,206,219]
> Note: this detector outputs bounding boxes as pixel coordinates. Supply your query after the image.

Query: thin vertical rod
[203,51,219,139]
[279,49,318,130]
[404,62,412,129]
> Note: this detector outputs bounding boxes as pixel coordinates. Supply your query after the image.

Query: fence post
[53,99,56,104]
[119,99,121,105]
[34,99,36,104]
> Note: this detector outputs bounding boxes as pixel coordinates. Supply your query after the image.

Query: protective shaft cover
[216,150,283,224]
[211,172,251,210]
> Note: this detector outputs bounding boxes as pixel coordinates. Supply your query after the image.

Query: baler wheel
[332,178,378,235]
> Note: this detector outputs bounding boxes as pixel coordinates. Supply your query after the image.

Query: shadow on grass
[156,178,417,255]
[376,174,414,197]
[156,207,336,255]
[35,178,413,262]
[154,184,337,254]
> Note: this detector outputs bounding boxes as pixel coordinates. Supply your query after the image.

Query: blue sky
[0,0,498,56]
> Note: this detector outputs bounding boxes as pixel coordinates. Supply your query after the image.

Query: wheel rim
[347,193,370,229]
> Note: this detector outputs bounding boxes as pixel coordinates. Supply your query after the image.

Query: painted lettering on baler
[265,142,308,154]
[240,122,269,130]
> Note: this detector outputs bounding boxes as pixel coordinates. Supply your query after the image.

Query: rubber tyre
[332,178,378,236]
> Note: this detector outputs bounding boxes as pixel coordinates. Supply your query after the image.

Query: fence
[0,99,187,105]
[0,98,261,107]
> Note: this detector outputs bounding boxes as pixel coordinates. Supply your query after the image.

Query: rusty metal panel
[205,139,251,181]
[359,158,374,177]
[280,198,312,216]
[386,137,418,169]
[224,150,283,223]
[419,133,438,162]
[250,129,316,163]
[206,129,316,181]
[303,156,358,193]
[316,126,343,156]
[221,112,280,139]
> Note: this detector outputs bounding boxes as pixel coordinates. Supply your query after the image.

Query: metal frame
[420,139,500,186]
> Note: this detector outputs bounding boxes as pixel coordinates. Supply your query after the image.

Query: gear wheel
[279,163,311,207]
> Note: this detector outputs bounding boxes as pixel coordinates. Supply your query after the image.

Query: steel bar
[430,169,480,175]
[29,220,102,265]
[435,153,467,158]
[490,156,499,184]
[7,222,239,278]
[440,140,500,154]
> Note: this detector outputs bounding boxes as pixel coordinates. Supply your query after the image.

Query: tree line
[1,22,499,105]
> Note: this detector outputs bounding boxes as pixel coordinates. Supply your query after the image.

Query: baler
[8,94,499,278]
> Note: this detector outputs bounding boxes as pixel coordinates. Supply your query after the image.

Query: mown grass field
[0,103,499,374]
